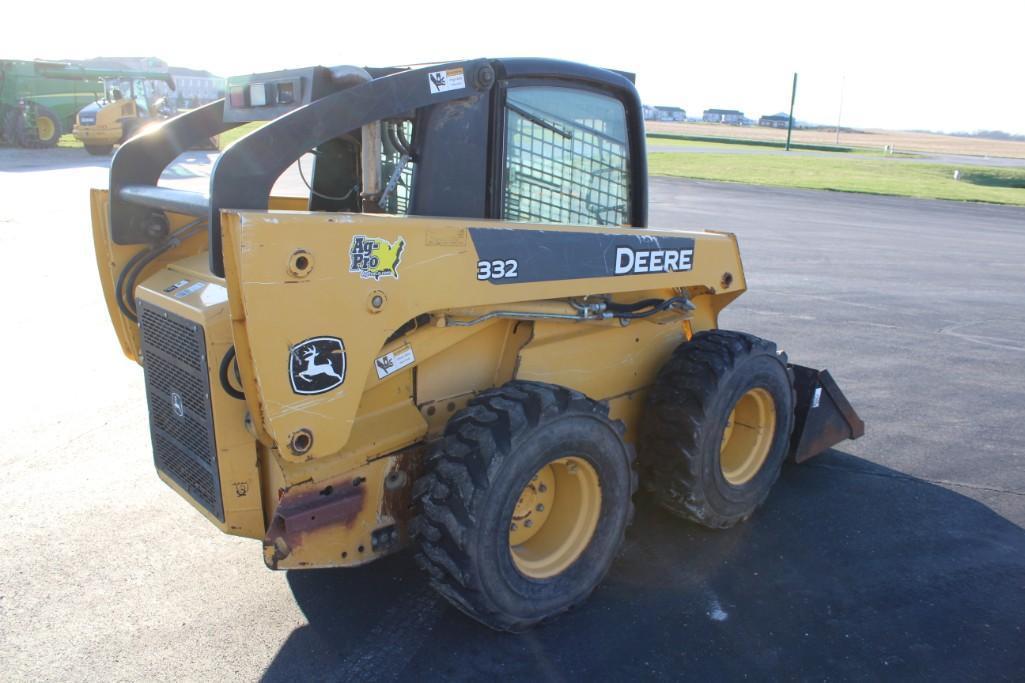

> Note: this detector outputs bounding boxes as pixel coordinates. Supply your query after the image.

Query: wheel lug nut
[567,463,578,474]
[524,519,533,528]
[536,504,544,512]
[510,522,517,531]
[538,484,548,493]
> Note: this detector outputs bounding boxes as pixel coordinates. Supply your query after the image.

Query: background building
[61,56,223,109]
[703,108,745,124]
[759,113,791,128]
[168,67,225,108]
[643,105,686,122]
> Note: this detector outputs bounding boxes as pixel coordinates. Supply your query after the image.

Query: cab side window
[503,86,630,226]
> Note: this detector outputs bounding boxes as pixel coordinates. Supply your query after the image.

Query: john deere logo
[289,336,346,395]
[170,392,185,418]
[349,235,405,280]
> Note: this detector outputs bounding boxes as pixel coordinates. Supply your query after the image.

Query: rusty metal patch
[264,478,366,568]
[380,444,425,549]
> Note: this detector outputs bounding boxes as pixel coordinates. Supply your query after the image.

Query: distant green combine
[0,60,173,149]
[0,60,104,147]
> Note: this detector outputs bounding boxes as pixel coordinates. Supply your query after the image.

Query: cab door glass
[503,86,630,226]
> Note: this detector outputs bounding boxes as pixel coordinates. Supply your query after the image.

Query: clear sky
[6,0,1023,134]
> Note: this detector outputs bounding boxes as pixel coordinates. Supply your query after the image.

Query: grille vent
[138,301,223,521]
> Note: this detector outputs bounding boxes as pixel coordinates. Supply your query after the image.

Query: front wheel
[413,381,637,631]
[640,330,795,528]
[30,106,61,147]
[19,105,61,148]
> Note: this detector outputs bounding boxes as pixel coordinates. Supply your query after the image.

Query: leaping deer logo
[297,345,343,383]
[290,336,347,395]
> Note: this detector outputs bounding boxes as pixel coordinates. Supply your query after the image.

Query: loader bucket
[788,365,865,463]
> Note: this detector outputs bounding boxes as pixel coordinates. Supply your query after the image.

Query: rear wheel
[640,330,795,528]
[120,119,138,143]
[84,144,113,156]
[413,381,636,631]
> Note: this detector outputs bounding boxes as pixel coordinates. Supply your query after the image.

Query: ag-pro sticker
[349,235,405,280]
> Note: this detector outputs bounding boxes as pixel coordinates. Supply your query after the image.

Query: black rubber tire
[120,118,138,144]
[17,104,61,148]
[1,107,21,145]
[640,330,795,528]
[85,144,114,156]
[413,380,637,632]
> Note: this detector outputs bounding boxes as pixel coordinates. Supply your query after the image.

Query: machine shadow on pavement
[265,451,1025,682]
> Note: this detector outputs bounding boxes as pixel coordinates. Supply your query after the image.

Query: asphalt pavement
[1,149,1023,681]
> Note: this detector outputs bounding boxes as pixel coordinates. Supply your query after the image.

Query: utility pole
[835,74,845,146]
[785,72,798,152]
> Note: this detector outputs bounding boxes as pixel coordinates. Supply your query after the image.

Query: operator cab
[98,77,171,117]
[108,59,648,275]
[214,60,645,228]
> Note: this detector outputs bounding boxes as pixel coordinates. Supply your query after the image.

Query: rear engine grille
[138,301,223,521]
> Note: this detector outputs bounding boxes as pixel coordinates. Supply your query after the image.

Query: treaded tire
[413,380,637,632]
[21,105,61,148]
[120,118,139,144]
[640,330,795,528]
[2,108,23,146]
[85,144,113,156]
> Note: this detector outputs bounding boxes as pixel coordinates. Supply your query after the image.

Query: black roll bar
[110,59,496,276]
[110,99,239,243]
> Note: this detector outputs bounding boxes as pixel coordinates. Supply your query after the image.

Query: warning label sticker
[375,345,415,379]
[173,282,206,299]
[428,68,465,94]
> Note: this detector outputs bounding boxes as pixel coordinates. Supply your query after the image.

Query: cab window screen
[380,120,414,215]
[503,86,630,226]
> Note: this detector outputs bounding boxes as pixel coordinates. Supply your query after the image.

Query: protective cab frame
[107,58,648,274]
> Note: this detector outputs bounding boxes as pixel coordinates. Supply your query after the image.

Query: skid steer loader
[91,58,863,631]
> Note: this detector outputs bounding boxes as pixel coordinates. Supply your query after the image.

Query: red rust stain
[263,478,366,567]
[381,445,424,542]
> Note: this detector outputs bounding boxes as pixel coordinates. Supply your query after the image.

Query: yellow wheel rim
[36,117,55,141]
[509,456,601,579]
[720,387,776,485]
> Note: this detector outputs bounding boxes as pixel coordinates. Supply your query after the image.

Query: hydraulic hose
[115,218,206,323]
[611,296,693,319]
[218,346,246,400]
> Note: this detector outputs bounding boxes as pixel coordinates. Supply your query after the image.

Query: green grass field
[646,132,862,154]
[647,137,800,153]
[218,121,265,149]
[648,151,1025,206]
[645,133,920,157]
